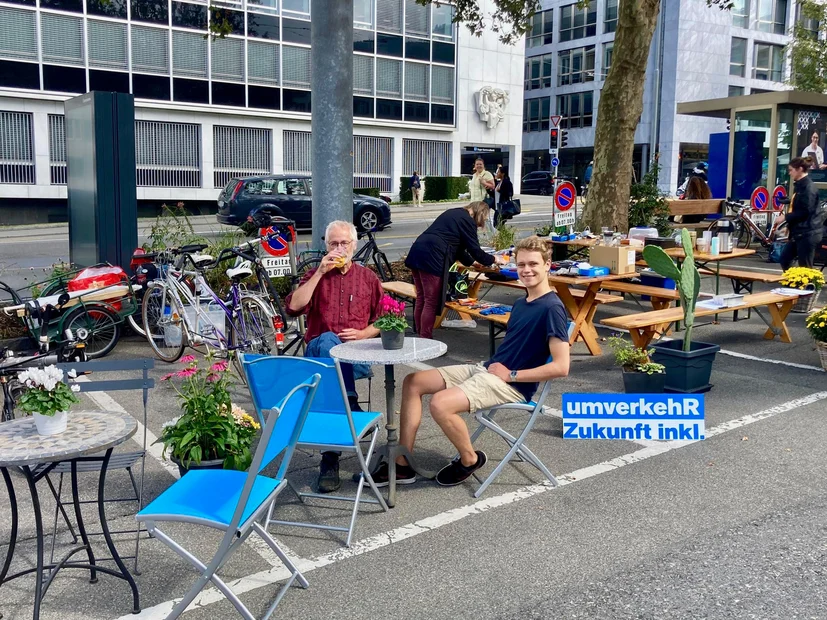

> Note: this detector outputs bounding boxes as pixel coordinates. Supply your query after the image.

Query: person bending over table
[405,201,507,339]
[373,236,571,487]
[286,220,384,493]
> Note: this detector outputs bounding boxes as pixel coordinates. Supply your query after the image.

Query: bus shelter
[677,90,827,202]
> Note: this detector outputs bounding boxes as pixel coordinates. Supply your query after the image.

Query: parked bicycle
[715,198,788,253]
[296,228,394,281]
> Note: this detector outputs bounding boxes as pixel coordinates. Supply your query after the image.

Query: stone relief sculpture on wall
[475,86,510,129]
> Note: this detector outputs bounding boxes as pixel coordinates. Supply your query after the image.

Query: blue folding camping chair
[242,354,388,547]
[135,374,320,620]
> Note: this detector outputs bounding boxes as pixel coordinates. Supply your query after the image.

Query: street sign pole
[549,115,562,183]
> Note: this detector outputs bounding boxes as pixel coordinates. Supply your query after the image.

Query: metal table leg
[0,468,18,620]
[384,365,398,507]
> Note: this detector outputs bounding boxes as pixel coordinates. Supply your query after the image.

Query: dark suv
[520,171,555,195]
[216,175,392,232]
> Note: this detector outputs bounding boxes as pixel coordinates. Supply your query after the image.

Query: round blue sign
[554,181,577,211]
[750,186,769,211]
[551,157,560,167]
[772,185,787,210]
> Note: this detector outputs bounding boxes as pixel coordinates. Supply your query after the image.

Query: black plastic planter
[651,339,720,393]
[621,369,666,393]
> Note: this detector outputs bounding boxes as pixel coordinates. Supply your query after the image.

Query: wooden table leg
[763,301,794,342]
[629,328,654,349]
[555,284,602,355]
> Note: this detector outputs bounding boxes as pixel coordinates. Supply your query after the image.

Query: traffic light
[549,127,559,150]
[560,129,569,148]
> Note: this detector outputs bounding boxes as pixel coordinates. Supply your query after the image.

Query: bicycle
[714,199,787,255]
[296,228,394,282]
[141,234,301,367]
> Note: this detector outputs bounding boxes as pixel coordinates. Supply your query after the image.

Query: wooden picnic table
[662,247,756,294]
[544,237,599,260]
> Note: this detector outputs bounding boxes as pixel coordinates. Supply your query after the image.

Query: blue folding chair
[242,355,388,547]
[136,374,320,620]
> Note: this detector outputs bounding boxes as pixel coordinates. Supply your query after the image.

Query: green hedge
[354,187,380,198]
[398,176,469,202]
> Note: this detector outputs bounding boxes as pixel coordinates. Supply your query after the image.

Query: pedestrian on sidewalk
[410,171,423,207]
[469,158,495,207]
[583,161,593,197]
[494,167,513,228]
[405,202,506,339]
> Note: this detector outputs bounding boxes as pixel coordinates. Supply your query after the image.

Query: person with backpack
[777,157,824,270]
[405,202,507,339]
[410,171,422,207]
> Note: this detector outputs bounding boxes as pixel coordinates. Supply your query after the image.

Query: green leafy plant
[608,337,664,373]
[373,295,408,333]
[16,366,80,416]
[534,224,555,237]
[629,161,671,236]
[485,221,517,251]
[156,354,260,470]
[144,202,206,253]
[806,307,827,342]
[642,228,700,352]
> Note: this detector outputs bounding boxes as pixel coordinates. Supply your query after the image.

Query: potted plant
[779,267,824,313]
[374,294,408,350]
[157,354,260,475]
[608,336,666,393]
[642,228,720,393]
[806,307,827,371]
[16,365,80,436]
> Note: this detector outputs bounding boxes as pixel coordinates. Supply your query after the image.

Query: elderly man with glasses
[286,220,385,492]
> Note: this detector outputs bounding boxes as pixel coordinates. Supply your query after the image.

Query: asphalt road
[1,197,826,620]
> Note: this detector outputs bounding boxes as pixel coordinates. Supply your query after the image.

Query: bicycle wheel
[63,305,121,359]
[373,251,395,282]
[127,313,146,337]
[142,281,186,362]
[230,295,276,379]
[297,257,323,280]
[734,220,752,249]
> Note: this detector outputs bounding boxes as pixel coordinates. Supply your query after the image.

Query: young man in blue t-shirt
[372,236,571,487]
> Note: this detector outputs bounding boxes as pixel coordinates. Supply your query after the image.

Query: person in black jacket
[778,157,824,270]
[405,202,507,338]
[494,167,514,227]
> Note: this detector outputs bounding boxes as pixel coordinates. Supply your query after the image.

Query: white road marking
[718,348,825,372]
[119,389,827,620]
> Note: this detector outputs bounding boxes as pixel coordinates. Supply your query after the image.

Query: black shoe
[369,461,417,488]
[435,451,487,487]
[347,395,364,412]
[317,453,341,493]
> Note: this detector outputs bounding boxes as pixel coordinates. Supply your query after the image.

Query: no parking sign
[750,186,770,228]
[554,181,577,227]
[258,225,295,276]
[772,185,787,210]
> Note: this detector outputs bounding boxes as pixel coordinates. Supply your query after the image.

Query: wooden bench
[600,291,800,349]
[666,199,723,229]
[598,281,680,310]
[697,268,784,320]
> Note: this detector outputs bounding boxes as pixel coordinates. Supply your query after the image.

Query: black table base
[0,449,140,619]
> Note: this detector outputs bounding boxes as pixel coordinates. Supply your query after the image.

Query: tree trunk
[583,0,661,232]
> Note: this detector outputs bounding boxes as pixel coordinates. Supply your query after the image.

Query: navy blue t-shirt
[484,291,569,401]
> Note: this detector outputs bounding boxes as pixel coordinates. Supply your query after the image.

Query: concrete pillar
[311,0,353,248]
[392,136,404,198]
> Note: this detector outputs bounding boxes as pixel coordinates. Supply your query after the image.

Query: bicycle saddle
[226,261,253,280]
[192,254,214,267]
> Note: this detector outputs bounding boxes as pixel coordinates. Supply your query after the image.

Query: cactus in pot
[641,229,700,352]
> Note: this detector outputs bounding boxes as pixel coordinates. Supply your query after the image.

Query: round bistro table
[330,337,447,507]
[0,410,139,620]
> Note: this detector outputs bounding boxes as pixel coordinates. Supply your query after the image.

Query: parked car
[216,175,392,232]
[520,171,555,195]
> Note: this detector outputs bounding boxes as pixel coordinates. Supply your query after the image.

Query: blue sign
[772,185,787,210]
[551,157,560,167]
[750,186,769,211]
[561,393,705,441]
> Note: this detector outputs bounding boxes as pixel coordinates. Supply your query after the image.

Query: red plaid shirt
[286,264,384,343]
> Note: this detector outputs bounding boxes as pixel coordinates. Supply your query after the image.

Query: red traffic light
[550,129,559,139]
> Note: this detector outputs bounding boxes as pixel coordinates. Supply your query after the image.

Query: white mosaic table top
[0,410,137,468]
[330,337,447,366]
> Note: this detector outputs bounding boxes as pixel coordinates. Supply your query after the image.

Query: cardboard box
[588,245,636,274]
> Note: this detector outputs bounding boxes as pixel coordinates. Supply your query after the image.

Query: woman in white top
[800,131,827,169]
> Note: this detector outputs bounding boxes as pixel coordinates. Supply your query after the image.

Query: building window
[88,21,128,71]
[526,10,553,47]
[213,125,271,188]
[558,46,595,86]
[135,120,201,188]
[354,54,374,94]
[431,65,454,103]
[0,7,37,62]
[174,31,208,78]
[605,0,618,33]
[283,130,312,173]
[524,54,552,90]
[757,0,787,34]
[354,136,393,192]
[730,37,747,77]
[132,25,170,74]
[211,37,245,82]
[557,91,594,128]
[282,45,311,88]
[41,13,85,66]
[602,41,614,79]
[282,0,309,16]
[376,57,402,97]
[404,61,429,100]
[522,97,550,133]
[377,0,403,33]
[354,0,374,28]
[246,40,279,86]
[432,3,454,39]
[0,111,35,185]
[753,42,784,81]
[732,0,750,28]
[796,1,820,39]
[405,0,429,37]
[403,138,451,176]
[728,85,745,96]
[559,3,597,43]
[48,114,67,185]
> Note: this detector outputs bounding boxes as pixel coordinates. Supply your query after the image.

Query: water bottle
[710,237,720,256]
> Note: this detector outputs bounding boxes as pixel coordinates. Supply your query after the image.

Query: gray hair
[325,220,358,243]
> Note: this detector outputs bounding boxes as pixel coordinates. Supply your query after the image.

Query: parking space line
[718,349,824,372]
[119,389,827,620]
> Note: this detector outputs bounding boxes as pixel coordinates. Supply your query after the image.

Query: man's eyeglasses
[327,241,352,249]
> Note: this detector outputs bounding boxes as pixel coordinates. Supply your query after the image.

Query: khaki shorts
[437,364,525,413]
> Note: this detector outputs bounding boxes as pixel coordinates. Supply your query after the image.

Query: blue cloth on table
[480,306,511,316]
